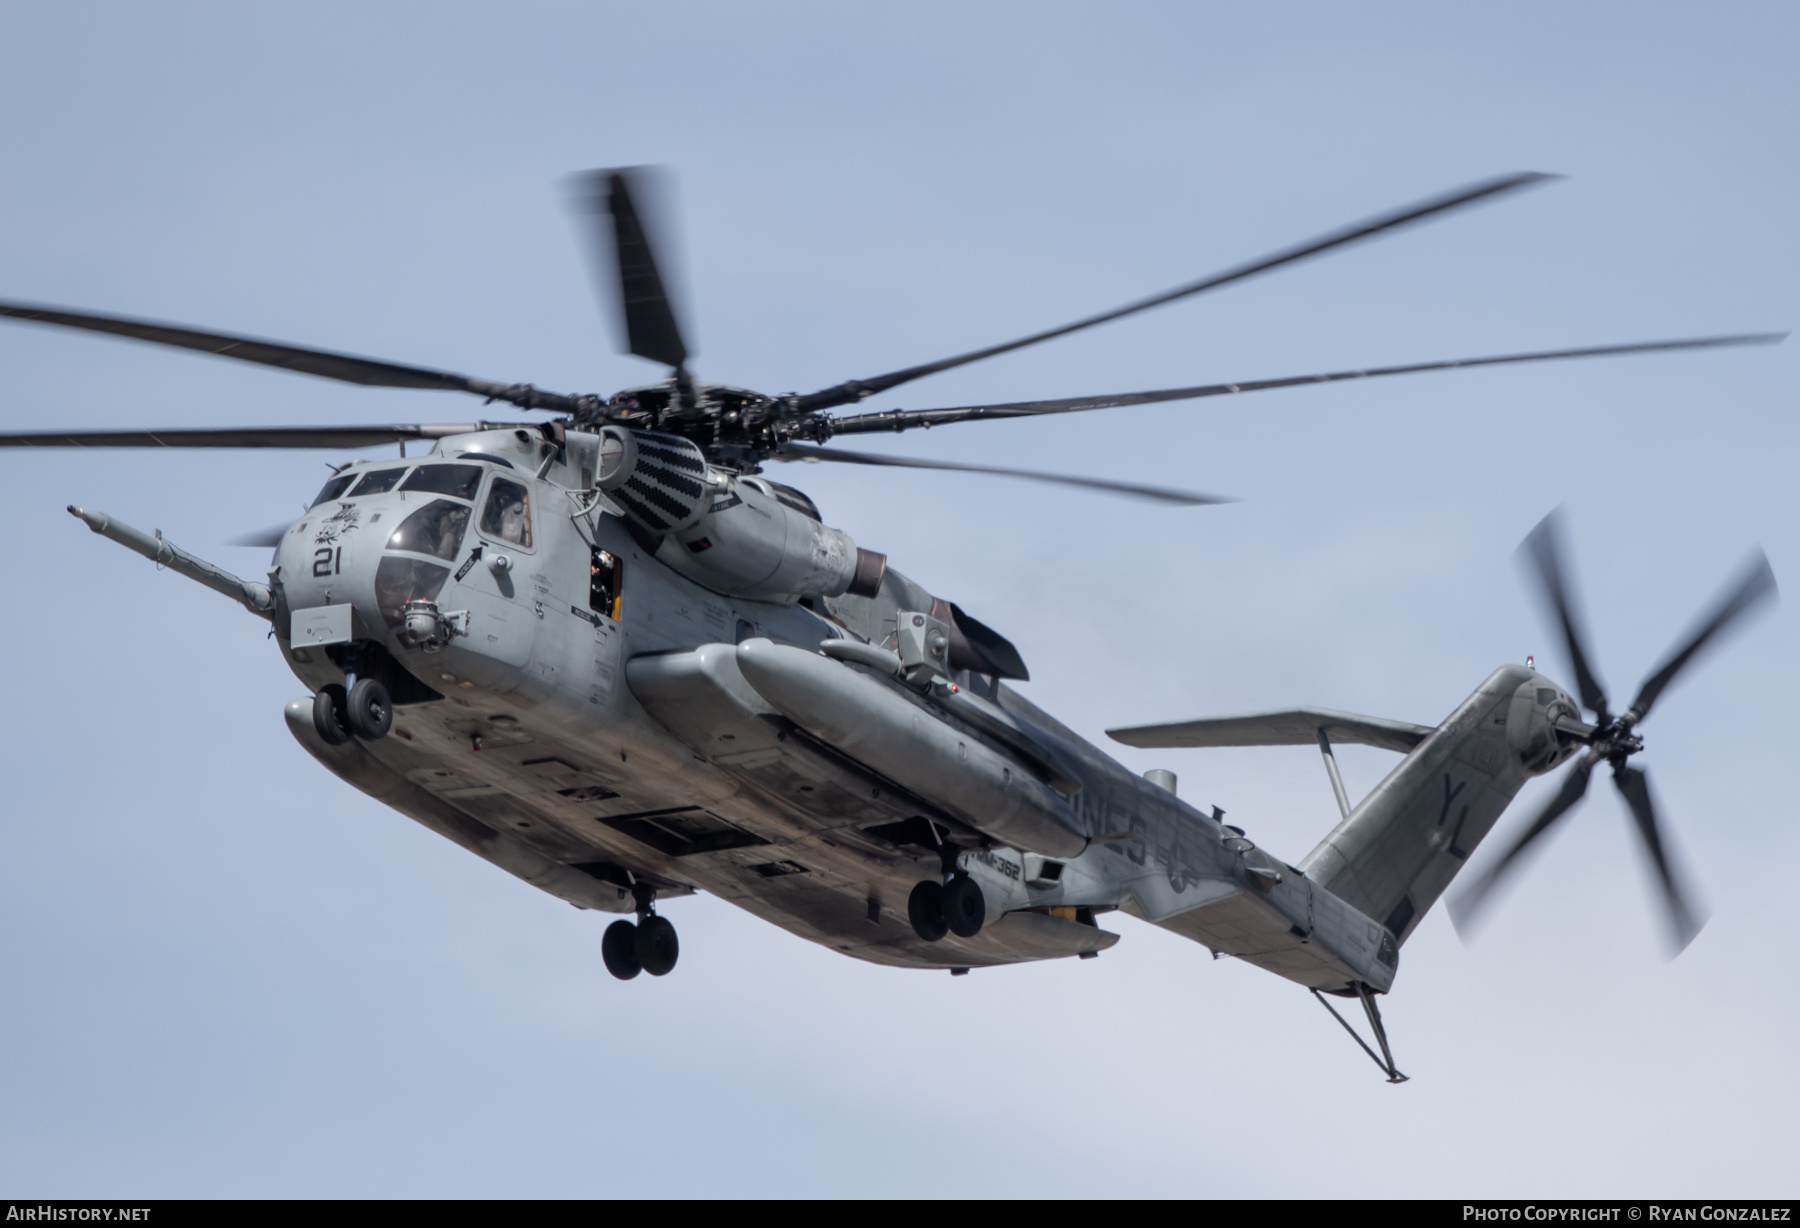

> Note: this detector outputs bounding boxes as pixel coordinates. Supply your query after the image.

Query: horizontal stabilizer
[1107,707,1436,755]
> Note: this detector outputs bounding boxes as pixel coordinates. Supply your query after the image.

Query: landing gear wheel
[346,678,393,740]
[602,919,641,980]
[635,915,679,977]
[312,685,351,746]
[908,880,949,942]
[942,874,986,938]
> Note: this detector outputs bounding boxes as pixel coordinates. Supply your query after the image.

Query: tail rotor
[1450,510,1776,954]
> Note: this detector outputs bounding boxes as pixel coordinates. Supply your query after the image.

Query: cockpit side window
[387,499,471,561]
[349,467,410,496]
[399,464,483,500]
[480,478,533,548]
[310,473,356,507]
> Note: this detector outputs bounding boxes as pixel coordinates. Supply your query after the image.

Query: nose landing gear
[345,677,392,739]
[310,674,392,744]
[603,889,680,981]
[312,684,351,745]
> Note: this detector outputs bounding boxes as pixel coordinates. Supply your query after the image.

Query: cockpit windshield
[399,463,483,500]
[387,499,471,561]
[310,473,356,507]
[349,467,409,496]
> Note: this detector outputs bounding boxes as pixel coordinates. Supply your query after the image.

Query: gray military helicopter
[1,169,1782,1080]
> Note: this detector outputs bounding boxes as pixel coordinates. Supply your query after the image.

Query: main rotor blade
[1450,753,1596,933]
[1612,764,1704,953]
[577,168,690,373]
[773,442,1230,506]
[822,334,1784,435]
[0,424,511,449]
[793,171,1557,414]
[0,301,580,412]
[1520,509,1611,723]
[1626,550,1778,724]
[229,523,293,548]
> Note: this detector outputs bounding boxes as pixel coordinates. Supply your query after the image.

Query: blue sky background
[1,1,1795,1197]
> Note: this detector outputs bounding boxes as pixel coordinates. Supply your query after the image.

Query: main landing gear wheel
[635,915,679,977]
[908,880,949,942]
[942,874,985,938]
[312,685,351,746]
[345,678,393,740]
[602,919,642,980]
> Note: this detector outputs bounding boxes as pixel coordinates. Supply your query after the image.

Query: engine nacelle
[593,427,712,533]
[662,475,882,603]
[587,426,883,604]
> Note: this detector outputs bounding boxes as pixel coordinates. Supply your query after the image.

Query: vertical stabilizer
[1298,664,1576,944]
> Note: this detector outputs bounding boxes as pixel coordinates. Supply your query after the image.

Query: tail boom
[1299,664,1578,943]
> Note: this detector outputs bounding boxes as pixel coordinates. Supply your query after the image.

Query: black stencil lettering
[1437,775,1467,825]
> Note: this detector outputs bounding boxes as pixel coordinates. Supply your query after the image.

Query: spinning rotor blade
[1520,509,1611,722]
[773,442,1230,505]
[0,424,511,449]
[1450,753,1596,932]
[1611,764,1704,952]
[577,168,690,373]
[0,301,580,412]
[822,334,1784,436]
[1626,550,1778,724]
[229,524,292,548]
[794,171,1556,413]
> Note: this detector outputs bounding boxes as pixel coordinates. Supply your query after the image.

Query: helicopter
[0,168,1781,1081]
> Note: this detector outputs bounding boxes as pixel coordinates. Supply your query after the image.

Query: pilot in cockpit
[481,479,532,548]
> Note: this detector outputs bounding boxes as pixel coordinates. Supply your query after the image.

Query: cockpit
[479,477,532,547]
[308,456,508,509]
[332,460,534,629]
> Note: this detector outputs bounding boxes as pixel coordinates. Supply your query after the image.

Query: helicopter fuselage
[265,425,1426,988]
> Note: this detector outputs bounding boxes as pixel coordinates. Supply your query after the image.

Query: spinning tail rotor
[1450,510,1777,953]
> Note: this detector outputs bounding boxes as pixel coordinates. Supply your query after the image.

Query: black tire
[908,879,949,942]
[346,678,393,740]
[312,685,351,746]
[942,874,986,938]
[635,915,679,977]
[602,919,641,980]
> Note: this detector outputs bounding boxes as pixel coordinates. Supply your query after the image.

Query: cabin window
[310,473,356,507]
[480,478,532,547]
[387,499,471,561]
[349,467,410,496]
[590,548,622,620]
[399,463,483,500]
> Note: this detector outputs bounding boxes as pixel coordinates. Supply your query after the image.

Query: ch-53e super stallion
[1,169,1781,1080]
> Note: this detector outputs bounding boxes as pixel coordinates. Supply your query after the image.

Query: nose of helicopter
[275,492,413,645]
[274,473,523,687]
